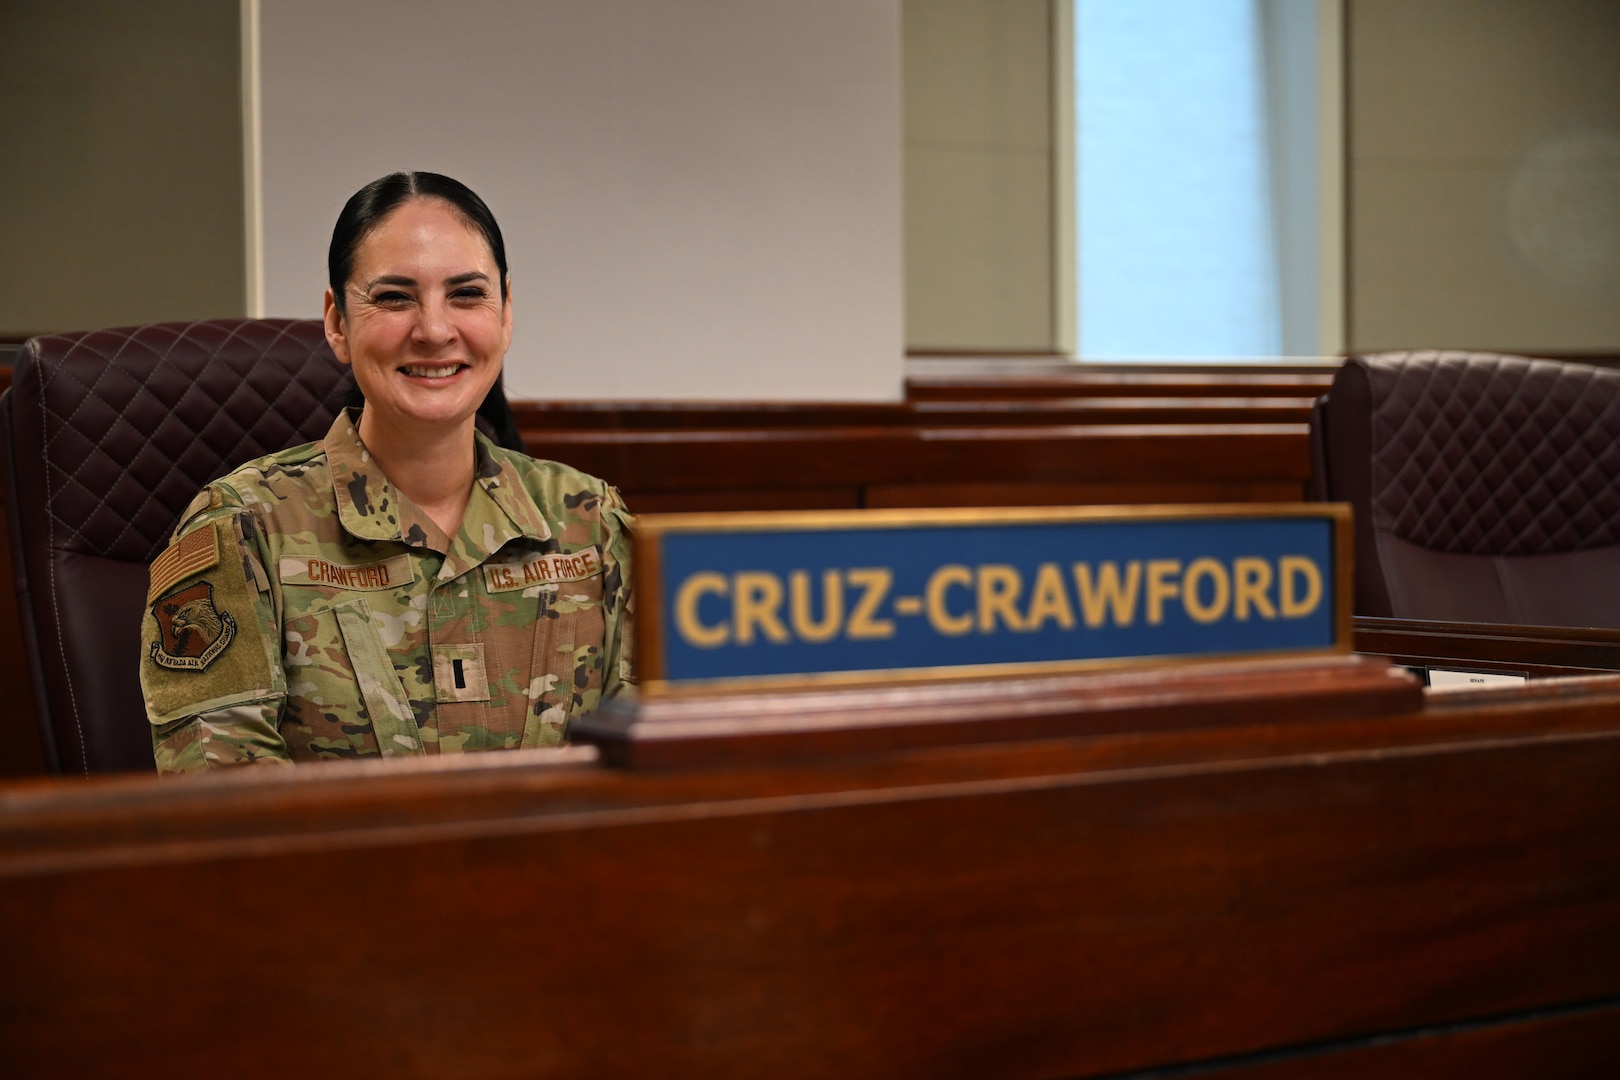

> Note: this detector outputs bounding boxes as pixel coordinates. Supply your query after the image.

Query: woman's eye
[451,287,488,301]
[371,290,412,306]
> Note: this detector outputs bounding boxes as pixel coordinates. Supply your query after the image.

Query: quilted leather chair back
[2,319,353,774]
[1312,350,1620,626]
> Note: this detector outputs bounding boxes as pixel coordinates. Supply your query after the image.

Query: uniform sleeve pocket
[142,518,282,726]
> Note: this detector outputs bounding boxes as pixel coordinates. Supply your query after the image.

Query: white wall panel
[256,0,903,401]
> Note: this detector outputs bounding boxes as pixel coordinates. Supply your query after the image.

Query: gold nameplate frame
[634,503,1353,696]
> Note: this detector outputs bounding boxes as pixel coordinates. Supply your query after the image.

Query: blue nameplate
[635,505,1351,694]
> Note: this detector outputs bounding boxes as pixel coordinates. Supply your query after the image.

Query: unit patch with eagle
[141,510,283,735]
[150,580,237,671]
[145,522,234,671]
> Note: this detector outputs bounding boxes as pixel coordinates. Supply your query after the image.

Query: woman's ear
[323,288,352,365]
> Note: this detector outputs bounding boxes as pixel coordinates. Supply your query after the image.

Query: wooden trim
[575,654,1417,768]
[1355,617,1620,678]
[8,681,1620,1075]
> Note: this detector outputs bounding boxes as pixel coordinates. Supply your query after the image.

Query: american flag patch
[148,523,222,601]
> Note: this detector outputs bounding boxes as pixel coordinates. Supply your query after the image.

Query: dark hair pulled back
[327,171,509,313]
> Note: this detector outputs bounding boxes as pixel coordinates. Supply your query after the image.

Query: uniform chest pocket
[332,599,424,754]
[479,546,612,744]
[528,569,609,738]
[281,597,422,758]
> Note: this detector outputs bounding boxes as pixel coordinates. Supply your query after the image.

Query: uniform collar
[323,409,552,560]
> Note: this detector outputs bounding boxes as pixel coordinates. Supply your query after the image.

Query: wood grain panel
[512,397,1314,430]
[1356,617,1620,678]
[906,370,1336,400]
[526,425,1311,495]
[865,480,1308,508]
[625,487,864,513]
[576,656,1421,769]
[6,681,1620,1077]
[1178,1000,1620,1079]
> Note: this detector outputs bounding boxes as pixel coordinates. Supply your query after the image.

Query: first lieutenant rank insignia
[148,523,237,672]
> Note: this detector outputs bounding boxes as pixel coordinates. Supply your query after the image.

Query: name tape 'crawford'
[281,554,415,592]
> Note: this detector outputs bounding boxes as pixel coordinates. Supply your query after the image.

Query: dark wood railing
[6,659,1620,1076]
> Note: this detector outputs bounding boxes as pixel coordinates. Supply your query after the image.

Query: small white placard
[1426,668,1529,691]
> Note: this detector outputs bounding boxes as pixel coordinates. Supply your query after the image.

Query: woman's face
[323,197,512,437]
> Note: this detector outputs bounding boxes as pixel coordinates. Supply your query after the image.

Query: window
[1072,0,1340,359]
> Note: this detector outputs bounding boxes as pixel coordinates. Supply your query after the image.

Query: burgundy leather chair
[1310,350,1620,626]
[1,319,353,774]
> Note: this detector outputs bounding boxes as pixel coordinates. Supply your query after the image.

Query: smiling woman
[325,188,514,536]
[138,172,636,773]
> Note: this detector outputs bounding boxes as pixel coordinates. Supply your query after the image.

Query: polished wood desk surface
[5,659,1620,1078]
[1356,616,1620,678]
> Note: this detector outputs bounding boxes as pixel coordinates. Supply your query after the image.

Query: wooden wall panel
[865,479,1309,509]
[905,369,1335,400]
[513,397,1314,430]
[1193,1001,1620,1079]
[5,681,1620,1076]
[525,426,1312,509]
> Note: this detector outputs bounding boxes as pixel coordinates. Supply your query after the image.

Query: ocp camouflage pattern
[140,410,634,773]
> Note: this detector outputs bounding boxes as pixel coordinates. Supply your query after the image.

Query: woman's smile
[400,362,470,380]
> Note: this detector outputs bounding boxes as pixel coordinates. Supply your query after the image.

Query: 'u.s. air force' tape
[633,504,1351,693]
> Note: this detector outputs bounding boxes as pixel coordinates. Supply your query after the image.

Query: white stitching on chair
[37,352,90,777]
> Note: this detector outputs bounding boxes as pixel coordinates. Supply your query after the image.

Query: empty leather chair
[2,319,353,774]
[1311,349,1620,627]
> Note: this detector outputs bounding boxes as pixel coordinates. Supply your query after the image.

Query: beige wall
[905,0,1620,357]
[904,0,1058,352]
[7,2,1618,361]
[1347,0,1620,352]
[0,1,245,337]
[256,0,904,403]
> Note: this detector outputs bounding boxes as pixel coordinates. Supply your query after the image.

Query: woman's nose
[412,295,456,346]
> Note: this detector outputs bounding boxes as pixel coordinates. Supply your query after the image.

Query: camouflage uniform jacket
[141,410,634,773]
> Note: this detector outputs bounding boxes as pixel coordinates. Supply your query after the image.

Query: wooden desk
[5,664,1620,1078]
[1356,617,1620,678]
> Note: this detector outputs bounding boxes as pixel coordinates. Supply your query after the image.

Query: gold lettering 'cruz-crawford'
[672,555,1323,648]
[139,409,635,773]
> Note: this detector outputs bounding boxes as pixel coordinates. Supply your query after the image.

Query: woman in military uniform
[140,172,634,772]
